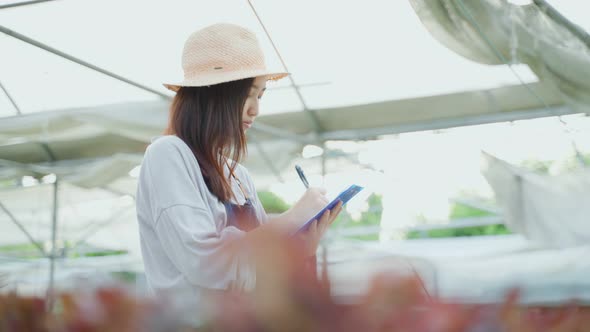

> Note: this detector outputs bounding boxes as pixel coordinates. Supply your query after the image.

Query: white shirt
[136,135,267,319]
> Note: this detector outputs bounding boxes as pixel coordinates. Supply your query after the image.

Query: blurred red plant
[1,229,590,331]
[0,293,46,332]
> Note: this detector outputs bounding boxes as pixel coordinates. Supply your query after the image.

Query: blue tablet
[296,185,364,233]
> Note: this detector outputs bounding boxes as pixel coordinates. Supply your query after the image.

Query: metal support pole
[252,137,285,183]
[46,178,59,312]
[246,0,325,135]
[39,142,57,162]
[321,142,327,179]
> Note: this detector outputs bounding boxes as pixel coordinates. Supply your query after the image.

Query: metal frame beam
[289,82,324,134]
[0,200,47,257]
[0,80,21,115]
[70,204,134,250]
[251,122,314,143]
[0,0,57,10]
[320,105,574,141]
[0,25,171,100]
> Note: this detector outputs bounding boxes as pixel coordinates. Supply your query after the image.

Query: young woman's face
[242,76,267,132]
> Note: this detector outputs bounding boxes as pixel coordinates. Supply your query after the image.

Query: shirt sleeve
[154,205,254,290]
[143,138,256,290]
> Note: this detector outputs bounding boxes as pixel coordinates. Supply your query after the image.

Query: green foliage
[448,203,493,219]
[332,193,383,228]
[0,243,127,259]
[556,153,590,173]
[332,193,382,241]
[406,203,511,239]
[520,152,590,174]
[256,190,510,240]
[77,250,127,258]
[357,194,383,227]
[347,233,380,241]
[0,243,42,252]
[257,191,290,214]
[521,159,553,174]
[406,224,511,239]
[0,243,45,259]
[110,271,137,283]
[0,179,17,189]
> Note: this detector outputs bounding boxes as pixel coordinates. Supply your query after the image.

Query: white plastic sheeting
[409,0,590,114]
[0,81,569,189]
[482,153,590,248]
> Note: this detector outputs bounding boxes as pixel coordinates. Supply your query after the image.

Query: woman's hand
[295,200,343,256]
[283,187,330,231]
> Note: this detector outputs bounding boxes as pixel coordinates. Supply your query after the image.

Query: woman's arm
[269,187,329,230]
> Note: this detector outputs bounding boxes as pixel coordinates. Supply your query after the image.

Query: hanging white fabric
[481,152,590,248]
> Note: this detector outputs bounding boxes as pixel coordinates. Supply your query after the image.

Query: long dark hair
[165,78,254,202]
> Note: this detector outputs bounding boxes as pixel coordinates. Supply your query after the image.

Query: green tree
[257,191,290,214]
[332,193,383,241]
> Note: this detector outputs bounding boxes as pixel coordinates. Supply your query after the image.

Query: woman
[135,23,342,316]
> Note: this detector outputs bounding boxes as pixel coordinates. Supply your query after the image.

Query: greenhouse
[1,0,590,330]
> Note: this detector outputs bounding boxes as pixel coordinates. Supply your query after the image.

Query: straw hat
[163,23,289,91]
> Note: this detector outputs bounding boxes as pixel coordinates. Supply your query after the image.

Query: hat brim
[163,70,289,92]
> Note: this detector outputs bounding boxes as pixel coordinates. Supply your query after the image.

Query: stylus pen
[295,165,310,189]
